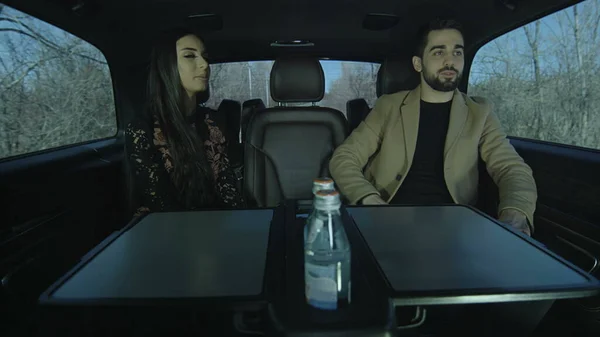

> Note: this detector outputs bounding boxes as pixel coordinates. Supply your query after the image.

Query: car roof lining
[2,0,585,66]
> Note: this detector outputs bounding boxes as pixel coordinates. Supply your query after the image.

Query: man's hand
[499,209,531,236]
[361,194,388,205]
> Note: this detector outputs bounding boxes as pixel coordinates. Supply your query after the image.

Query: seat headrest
[270,57,325,103]
[218,99,241,112]
[376,58,420,97]
[242,98,266,110]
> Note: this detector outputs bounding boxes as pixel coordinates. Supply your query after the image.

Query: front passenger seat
[346,98,370,132]
[244,57,348,207]
[376,57,420,98]
[216,99,243,190]
[346,58,420,132]
[241,99,266,144]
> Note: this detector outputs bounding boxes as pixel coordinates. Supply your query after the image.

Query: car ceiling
[4,0,583,65]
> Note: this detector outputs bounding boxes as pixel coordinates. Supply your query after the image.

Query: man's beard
[422,64,462,92]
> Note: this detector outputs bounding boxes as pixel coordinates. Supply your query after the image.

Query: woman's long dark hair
[146,29,217,208]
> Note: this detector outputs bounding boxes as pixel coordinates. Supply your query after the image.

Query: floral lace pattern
[126,110,244,216]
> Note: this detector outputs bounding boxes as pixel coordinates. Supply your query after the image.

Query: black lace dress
[125,107,244,216]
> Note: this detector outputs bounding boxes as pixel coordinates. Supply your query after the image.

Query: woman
[126,30,244,216]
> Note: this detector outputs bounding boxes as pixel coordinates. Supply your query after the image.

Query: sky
[321,61,343,92]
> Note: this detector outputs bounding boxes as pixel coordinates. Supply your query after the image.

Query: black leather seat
[217,99,242,146]
[346,58,420,132]
[244,57,348,207]
[217,99,242,167]
[375,57,420,98]
[346,98,370,132]
[241,99,266,144]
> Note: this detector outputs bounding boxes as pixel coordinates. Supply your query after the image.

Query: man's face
[413,29,465,92]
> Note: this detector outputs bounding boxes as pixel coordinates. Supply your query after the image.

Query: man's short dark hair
[415,19,464,58]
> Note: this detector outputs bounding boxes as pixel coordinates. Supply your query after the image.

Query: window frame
[465,0,600,154]
[0,3,119,162]
[205,58,381,115]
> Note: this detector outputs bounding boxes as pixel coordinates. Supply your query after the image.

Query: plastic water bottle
[305,177,335,241]
[304,190,351,310]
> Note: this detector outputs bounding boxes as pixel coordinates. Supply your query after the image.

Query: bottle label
[305,262,337,310]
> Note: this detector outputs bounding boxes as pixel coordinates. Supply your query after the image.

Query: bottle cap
[314,189,341,210]
[312,177,335,194]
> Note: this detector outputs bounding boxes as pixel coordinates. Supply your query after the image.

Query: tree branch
[0,25,107,65]
[1,56,59,91]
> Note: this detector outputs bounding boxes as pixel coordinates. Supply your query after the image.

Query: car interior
[1,0,599,336]
[245,57,347,207]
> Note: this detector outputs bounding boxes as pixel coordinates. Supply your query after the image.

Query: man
[329,19,536,235]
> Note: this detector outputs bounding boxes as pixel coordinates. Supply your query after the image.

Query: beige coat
[329,85,537,225]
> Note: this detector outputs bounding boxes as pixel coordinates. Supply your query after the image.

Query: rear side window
[468,0,600,150]
[206,60,380,117]
[0,4,116,160]
[321,60,380,114]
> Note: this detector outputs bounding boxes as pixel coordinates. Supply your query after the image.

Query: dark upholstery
[241,99,266,143]
[270,57,325,103]
[376,57,420,97]
[346,98,370,132]
[218,99,241,145]
[244,57,347,207]
[245,108,347,206]
[346,57,419,132]
[217,99,242,168]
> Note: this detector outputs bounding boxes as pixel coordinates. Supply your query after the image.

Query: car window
[206,60,380,117]
[468,0,600,150]
[0,4,116,160]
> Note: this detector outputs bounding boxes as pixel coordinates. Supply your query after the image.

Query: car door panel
[511,138,600,226]
[535,204,600,273]
[510,139,600,270]
[0,138,126,308]
[507,138,600,336]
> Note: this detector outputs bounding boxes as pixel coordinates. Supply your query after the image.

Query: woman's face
[176,34,210,97]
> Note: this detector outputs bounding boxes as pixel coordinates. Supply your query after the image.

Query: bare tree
[1,6,115,158]
[523,20,543,137]
[572,5,589,143]
[469,0,600,149]
[324,62,380,115]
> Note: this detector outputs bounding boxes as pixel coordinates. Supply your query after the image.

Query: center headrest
[270,57,325,103]
[376,58,420,97]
